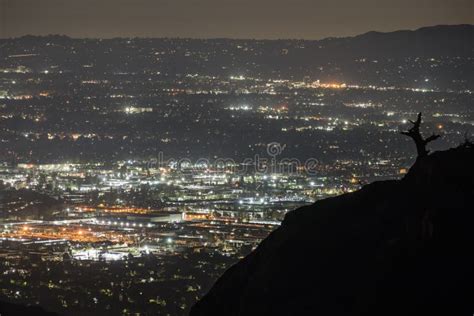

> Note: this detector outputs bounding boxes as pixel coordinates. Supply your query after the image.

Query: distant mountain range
[317,24,474,58]
[191,143,474,316]
[10,24,474,57]
[1,25,473,90]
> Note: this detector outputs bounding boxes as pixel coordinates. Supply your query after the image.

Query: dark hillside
[191,144,474,316]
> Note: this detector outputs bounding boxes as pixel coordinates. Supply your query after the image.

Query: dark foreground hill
[0,301,56,316]
[191,144,474,316]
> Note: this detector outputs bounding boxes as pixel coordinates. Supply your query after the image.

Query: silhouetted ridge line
[0,300,57,316]
[191,145,474,316]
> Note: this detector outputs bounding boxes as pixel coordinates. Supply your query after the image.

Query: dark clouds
[1,0,473,39]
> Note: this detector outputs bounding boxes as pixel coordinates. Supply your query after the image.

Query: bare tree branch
[424,134,441,144]
[400,112,441,158]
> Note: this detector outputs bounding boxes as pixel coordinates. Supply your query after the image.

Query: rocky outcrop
[191,144,474,316]
[0,300,56,316]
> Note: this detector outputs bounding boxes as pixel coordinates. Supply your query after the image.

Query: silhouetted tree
[461,132,473,148]
[401,112,440,158]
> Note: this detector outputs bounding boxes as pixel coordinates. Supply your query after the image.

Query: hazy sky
[1,0,473,39]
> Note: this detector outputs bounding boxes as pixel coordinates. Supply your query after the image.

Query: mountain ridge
[0,300,57,316]
[4,24,473,42]
[191,143,474,316]
[2,24,472,90]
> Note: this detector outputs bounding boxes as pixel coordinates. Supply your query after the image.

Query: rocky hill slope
[0,300,56,316]
[191,144,474,316]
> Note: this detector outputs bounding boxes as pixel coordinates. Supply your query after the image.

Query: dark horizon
[1,0,473,40]
[1,23,472,41]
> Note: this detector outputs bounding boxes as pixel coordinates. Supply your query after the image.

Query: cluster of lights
[94,220,152,228]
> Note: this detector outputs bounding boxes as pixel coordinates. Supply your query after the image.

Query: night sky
[1,0,473,39]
